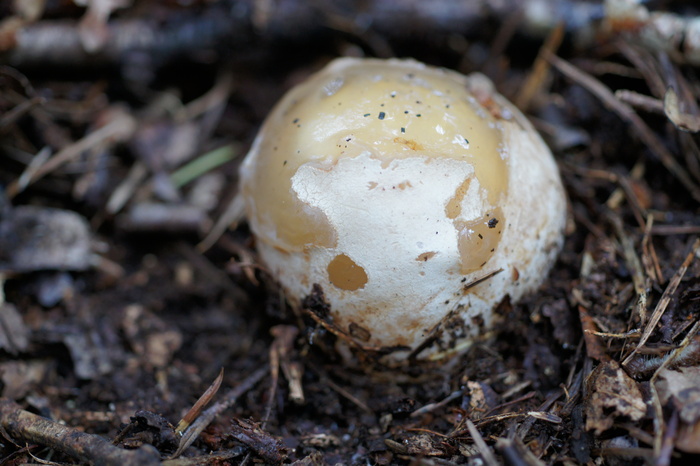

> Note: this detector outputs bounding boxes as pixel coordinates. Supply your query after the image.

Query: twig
[614,90,664,115]
[162,447,245,465]
[548,53,700,204]
[0,398,161,465]
[197,194,246,252]
[270,325,304,405]
[175,368,224,435]
[6,108,136,199]
[0,95,45,129]
[657,410,678,466]
[650,225,700,236]
[303,308,398,355]
[170,366,267,459]
[3,1,518,68]
[607,211,649,323]
[465,419,499,466]
[410,390,463,418]
[515,22,565,110]
[105,161,149,215]
[641,214,663,285]
[496,436,546,466]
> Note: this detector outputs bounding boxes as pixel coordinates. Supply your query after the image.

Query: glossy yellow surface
[241,59,508,273]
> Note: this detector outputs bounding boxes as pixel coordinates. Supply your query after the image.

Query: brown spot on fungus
[393,137,423,151]
[455,207,504,274]
[444,178,472,219]
[416,252,437,262]
[327,254,368,291]
[348,322,371,342]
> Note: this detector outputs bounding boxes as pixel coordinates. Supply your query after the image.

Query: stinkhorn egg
[239,57,567,364]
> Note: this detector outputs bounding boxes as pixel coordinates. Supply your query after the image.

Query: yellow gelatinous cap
[240,58,508,275]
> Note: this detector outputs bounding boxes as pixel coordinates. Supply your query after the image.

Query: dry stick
[547,53,700,204]
[607,211,649,324]
[0,398,161,466]
[657,410,679,466]
[303,309,392,355]
[496,436,546,466]
[170,366,267,459]
[6,110,136,199]
[651,225,700,235]
[175,368,224,435]
[641,215,661,284]
[608,162,648,228]
[516,388,565,441]
[515,21,565,111]
[4,1,516,68]
[614,89,664,115]
[0,95,45,129]
[105,162,149,215]
[410,390,463,418]
[197,194,246,252]
[161,448,245,465]
[465,419,499,466]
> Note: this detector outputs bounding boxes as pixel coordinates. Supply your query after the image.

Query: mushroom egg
[239,57,567,364]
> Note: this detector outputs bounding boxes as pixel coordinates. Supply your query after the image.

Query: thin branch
[170,366,267,459]
[548,53,700,204]
[0,398,161,466]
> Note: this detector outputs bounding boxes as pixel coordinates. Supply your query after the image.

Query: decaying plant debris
[1,0,699,464]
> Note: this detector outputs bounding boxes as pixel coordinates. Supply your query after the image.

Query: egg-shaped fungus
[239,57,567,364]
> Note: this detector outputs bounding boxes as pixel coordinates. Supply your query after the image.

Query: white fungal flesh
[240,58,567,363]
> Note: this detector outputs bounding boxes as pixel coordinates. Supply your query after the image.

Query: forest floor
[0,1,699,465]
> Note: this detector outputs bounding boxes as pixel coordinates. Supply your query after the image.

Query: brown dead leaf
[578,305,611,363]
[300,432,341,449]
[76,0,132,52]
[0,360,49,399]
[675,421,700,454]
[14,0,45,22]
[270,325,304,404]
[403,433,446,457]
[585,360,647,435]
[542,298,577,348]
[655,366,700,452]
[465,381,490,421]
[664,87,700,133]
[115,409,179,454]
[656,366,700,424]
[122,304,183,369]
[0,206,93,272]
[0,302,29,354]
